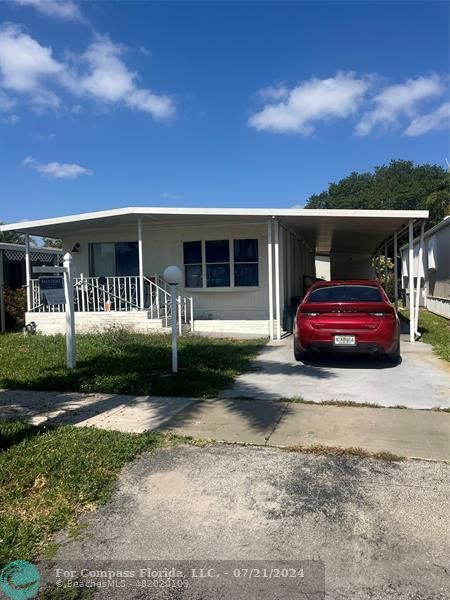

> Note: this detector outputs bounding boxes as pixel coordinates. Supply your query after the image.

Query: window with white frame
[183,239,259,288]
[234,239,259,286]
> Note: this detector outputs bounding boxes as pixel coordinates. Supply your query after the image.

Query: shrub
[3,286,27,329]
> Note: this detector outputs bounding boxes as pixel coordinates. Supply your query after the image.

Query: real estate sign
[40,276,65,305]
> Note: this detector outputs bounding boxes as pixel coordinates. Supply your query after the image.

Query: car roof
[310,279,380,289]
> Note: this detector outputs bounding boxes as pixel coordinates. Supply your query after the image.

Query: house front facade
[0,207,428,339]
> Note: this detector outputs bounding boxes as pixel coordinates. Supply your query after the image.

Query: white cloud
[23,156,93,179]
[0,89,16,111]
[0,25,175,119]
[256,83,289,101]
[249,72,370,134]
[70,36,174,119]
[2,114,19,124]
[160,192,183,200]
[0,23,63,107]
[13,0,84,22]
[404,101,450,136]
[139,46,152,57]
[356,75,444,136]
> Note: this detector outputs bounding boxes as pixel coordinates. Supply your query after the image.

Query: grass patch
[400,308,450,362]
[285,443,406,462]
[278,398,408,409]
[0,331,265,398]
[0,421,188,564]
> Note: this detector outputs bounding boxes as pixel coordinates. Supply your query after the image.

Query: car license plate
[334,335,356,346]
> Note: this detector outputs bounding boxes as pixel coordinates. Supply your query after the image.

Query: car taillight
[369,310,395,319]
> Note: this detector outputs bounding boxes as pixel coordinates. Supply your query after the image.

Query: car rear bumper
[304,341,391,355]
[294,322,399,355]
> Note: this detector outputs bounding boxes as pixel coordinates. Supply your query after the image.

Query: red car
[294,280,400,362]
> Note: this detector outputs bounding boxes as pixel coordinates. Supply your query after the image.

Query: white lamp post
[163,265,183,373]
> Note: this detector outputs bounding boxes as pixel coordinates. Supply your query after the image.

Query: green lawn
[0,331,265,398]
[400,308,450,362]
[0,421,185,564]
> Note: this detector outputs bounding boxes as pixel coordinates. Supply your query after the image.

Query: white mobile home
[401,216,450,319]
[0,207,428,339]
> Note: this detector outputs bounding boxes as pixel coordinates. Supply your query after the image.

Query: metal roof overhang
[0,207,428,256]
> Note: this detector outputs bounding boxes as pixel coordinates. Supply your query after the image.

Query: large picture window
[89,242,139,277]
[183,239,258,289]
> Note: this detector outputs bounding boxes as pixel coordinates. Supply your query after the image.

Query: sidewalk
[1,388,449,460]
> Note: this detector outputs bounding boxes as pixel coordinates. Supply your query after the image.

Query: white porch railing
[29,274,194,332]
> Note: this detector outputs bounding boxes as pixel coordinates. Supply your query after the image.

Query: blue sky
[0,0,449,223]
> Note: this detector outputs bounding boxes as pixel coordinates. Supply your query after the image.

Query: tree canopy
[305,160,450,229]
[42,237,63,249]
[0,223,25,244]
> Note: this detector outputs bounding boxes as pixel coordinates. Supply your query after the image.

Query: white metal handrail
[29,274,195,332]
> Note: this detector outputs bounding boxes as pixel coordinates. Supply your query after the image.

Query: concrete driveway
[221,335,450,409]
[47,445,449,599]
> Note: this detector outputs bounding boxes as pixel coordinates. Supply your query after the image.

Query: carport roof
[0,207,428,255]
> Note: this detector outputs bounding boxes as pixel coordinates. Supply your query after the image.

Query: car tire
[386,340,401,364]
[294,340,307,362]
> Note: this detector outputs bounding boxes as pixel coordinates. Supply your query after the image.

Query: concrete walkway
[0,388,197,431]
[221,335,450,409]
[1,388,449,460]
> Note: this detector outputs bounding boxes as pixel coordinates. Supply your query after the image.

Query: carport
[267,209,429,342]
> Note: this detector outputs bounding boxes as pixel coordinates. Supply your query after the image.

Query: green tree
[42,237,63,249]
[425,189,450,227]
[0,222,25,244]
[305,160,450,229]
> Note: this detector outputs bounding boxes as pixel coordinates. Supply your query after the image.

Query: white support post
[189,296,194,332]
[408,220,415,343]
[0,250,5,333]
[287,231,292,303]
[171,285,178,372]
[63,252,76,369]
[414,221,425,337]
[25,233,31,312]
[80,273,86,312]
[394,231,398,310]
[274,219,281,340]
[267,218,274,339]
[178,295,182,335]
[384,242,388,289]
[138,218,144,309]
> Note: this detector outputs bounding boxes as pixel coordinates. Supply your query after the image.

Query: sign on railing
[39,277,65,306]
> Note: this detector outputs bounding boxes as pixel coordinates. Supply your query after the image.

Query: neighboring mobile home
[0,242,62,332]
[0,207,428,339]
[401,216,450,319]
